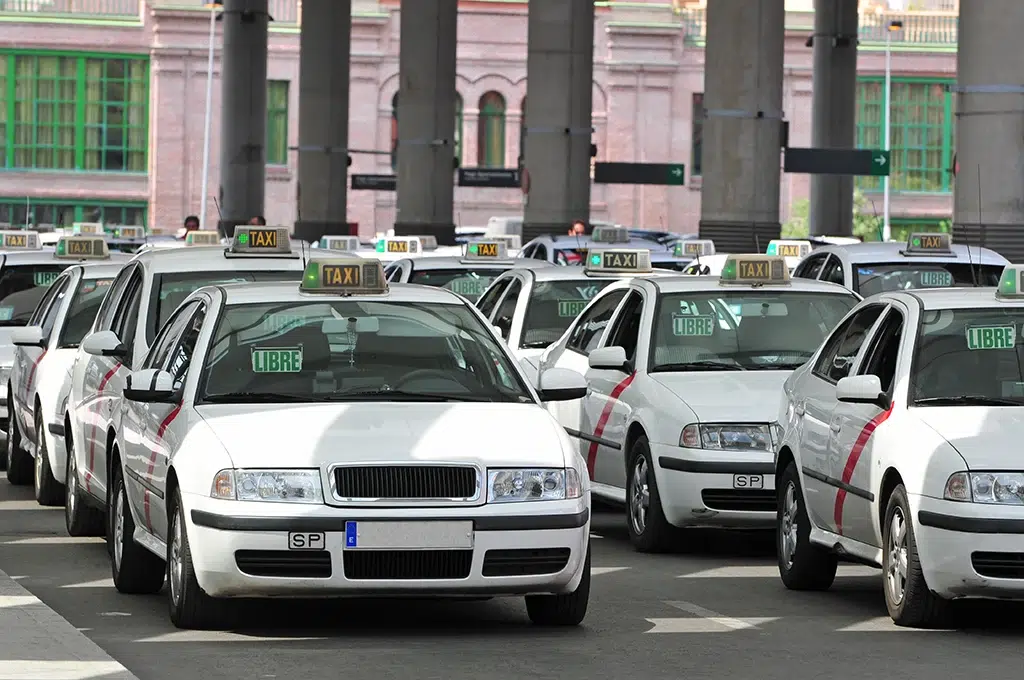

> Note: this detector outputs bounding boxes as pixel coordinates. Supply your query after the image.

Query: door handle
[830,421,842,433]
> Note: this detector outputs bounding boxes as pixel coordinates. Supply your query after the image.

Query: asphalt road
[2,482,1024,680]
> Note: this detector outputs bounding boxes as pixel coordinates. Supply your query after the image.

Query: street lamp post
[882,19,903,242]
[200,1,223,231]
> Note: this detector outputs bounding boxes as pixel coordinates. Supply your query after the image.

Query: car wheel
[776,461,838,590]
[6,397,32,485]
[109,464,165,594]
[883,484,947,627]
[167,487,225,629]
[34,413,63,506]
[625,435,674,552]
[525,543,590,626]
[64,433,104,537]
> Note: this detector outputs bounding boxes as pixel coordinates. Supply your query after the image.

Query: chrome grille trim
[327,462,483,505]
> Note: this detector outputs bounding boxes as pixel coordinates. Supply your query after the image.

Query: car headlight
[210,469,323,503]
[487,468,581,503]
[944,471,1024,505]
[679,423,777,452]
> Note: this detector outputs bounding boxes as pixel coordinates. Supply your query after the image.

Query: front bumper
[652,442,775,529]
[183,493,591,599]
[914,493,1024,600]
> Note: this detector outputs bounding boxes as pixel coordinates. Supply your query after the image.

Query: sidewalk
[0,567,138,680]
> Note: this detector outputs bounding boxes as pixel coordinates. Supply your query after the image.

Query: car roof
[642,274,860,296]
[129,245,357,275]
[0,250,133,266]
[525,234,674,251]
[525,264,675,282]
[76,262,128,279]
[210,280,469,306]
[401,256,548,271]
[811,241,1008,265]
[880,287,1024,311]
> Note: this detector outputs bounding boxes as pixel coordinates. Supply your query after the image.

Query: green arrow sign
[868,150,890,176]
[667,164,685,185]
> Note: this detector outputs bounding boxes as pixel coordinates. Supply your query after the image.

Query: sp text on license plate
[733,474,764,489]
[288,532,325,550]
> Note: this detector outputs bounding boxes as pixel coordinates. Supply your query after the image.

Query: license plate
[288,532,325,550]
[344,521,474,550]
[733,474,764,489]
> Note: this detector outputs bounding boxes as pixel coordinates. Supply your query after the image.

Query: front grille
[972,551,1024,579]
[334,465,477,500]
[701,489,775,512]
[343,550,473,580]
[482,548,571,577]
[235,550,332,578]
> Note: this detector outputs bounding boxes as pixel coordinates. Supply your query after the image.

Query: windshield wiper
[330,389,491,403]
[203,392,322,403]
[747,362,806,370]
[651,361,745,373]
[520,340,552,349]
[915,395,1023,407]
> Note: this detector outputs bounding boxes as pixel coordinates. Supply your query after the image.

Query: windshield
[650,291,858,371]
[199,300,533,404]
[911,308,1024,406]
[0,264,68,327]
[520,279,614,349]
[409,268,505,302]
[58,277,114,347]
[149,270,302,342]
[854,262,1002,297]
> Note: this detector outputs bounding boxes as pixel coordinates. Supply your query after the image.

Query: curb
[0,566,139,680]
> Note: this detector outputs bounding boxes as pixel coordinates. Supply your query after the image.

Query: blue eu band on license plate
[345,520,358,548]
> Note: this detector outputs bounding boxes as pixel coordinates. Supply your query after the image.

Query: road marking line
[836,616,953,632]
[0,536,104,545]
[1,660,131,679]
[61,578,113,589]
[665,601,776,630]
[134,631,324,643]
[678,564,876,579]
[589,532,603,539]
[0,500,61,510]
[0,595,40,608]
[591,567,629,575]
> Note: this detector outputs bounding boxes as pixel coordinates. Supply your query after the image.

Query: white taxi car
[776,264,1024,627]
[108,257,592,629]
[61,227,350,537]
[6,238,126,502]
[538,255,860,551]
[383,240,550,302]
[519,226,689,271]
[683,240,811,277]
[791,232,1008,295]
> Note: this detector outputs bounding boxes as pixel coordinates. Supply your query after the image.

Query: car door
[793,252,829,281]
[800,303,887,531]
[582,290,645,487]
[15,276,69,440]
[829,305,904,544]
[819,255,847,288]
[476,277,511,319]
[492,278,523,343]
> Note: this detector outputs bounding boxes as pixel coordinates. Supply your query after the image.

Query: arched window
[477,91,506,168]
[518,95,527,167]
[455,93,463,165]
[390,92,399,170]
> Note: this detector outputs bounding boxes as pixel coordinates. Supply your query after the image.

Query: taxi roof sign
[184,230,221,246]
[905,232,952,256]
[463,240,510,261]
[720,255,790,285]
[319,235,360,252]
[0,230,41,251]
[766,239,811,259]
[231,226,291,254]
[116,226,145,240]
[55,235,110,260]
[72,222,105,236]
[375,237,420,255]
[488,234,521,250]
[996,265,1024,299]
[590,225,631,244]
[675,239,715,258]
[416,235,439,251]
[584,248,652,274]
[300,258,388,295]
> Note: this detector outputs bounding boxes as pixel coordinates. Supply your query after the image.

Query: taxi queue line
[0,225,1016,633]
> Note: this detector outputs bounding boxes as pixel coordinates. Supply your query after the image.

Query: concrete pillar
[808,0,858,237]
[294,0,351,244]
[522,0,594,241]
[698,0,785,252]
[217,0,269,238]
[393,0,458,246]
[953,0,1024,260]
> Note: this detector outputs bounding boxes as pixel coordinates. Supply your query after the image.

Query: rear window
[58,277,115,347]
[409,268,506,302]
[553,248,587,266]
[854,262,1003,297]
[520,279,613,348]
[0,264,69,326]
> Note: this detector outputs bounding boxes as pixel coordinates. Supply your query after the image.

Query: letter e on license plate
[733,474,763,489]
[288,532,325,550]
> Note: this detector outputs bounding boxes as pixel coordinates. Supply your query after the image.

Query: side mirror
[492,325,506,340]
[588,346,631,373]
[537,367,588,402]
[836,374,889,409]
[123,369,177,403]
[11,326,44,348]
[82,330,127,359]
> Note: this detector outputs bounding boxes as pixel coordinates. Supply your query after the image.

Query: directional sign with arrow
[594,162,687,186]
[783,148,890,177]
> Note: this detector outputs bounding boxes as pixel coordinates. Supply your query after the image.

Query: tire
[167,487,225,629]
[625,436,675,552]
[526,543,590,626]
[883,485,947,627]
[34,413,63,506]
[6,396,32,485]
[776,462,838,590]
[64,432,104,537]
[110,464,165,595]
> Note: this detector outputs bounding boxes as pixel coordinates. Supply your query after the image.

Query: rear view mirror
[124,369,176,403]
[836,374,889,409]
[588,346,630,373]
[537,368,588,402]
[11,326,44,348]
[492,325,506,340]
[322,317,379,334]
[82,330,127,359]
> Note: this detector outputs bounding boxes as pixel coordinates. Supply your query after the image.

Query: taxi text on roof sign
[765,239,811,259]
[72,222,105,236]
[55,235,110,260]
[375,237,419,254]
[584,248,653,274]
[720,254,790,284]
[0,230,40,250]
[185,230,221,246]
[905,231,952,255]
[590,225,631,244]
[301,258,388,295]
[675,239,715,258]
[464,240,509,260]
[116,226,145,240]
[319,235,360,251]
[232,226,291,254]
[996,264,1024,299]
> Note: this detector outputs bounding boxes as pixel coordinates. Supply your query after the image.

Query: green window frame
[477,91,506,168]
[691,92,704,177]
[266,80,289,166]
[856,76,954,194]
[0,198,146,228]
[0,50,149,173]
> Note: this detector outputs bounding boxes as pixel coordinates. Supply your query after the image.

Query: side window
[166,306,206,390]
[532,244,548,261]
[494,279,523,337]
[858,309,904,394]
[29,275,68,327]
[520,244,535,259]
[795,254,827,280]
[383,265,399,282]
[566,290,628,356]
[605,291,644,363]
[820,255,845,285]
[94,266,134,332]
[477,279,511,319]
[145,301,202,371]
[38,278,71,339]
[112,272,144,351]
[812,304,885,383]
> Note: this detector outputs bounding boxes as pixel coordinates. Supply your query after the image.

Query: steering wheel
[390,368,473,391]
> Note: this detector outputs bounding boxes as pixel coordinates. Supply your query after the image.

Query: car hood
[650,371,791,423]
[195,402,568,468]
[914,407,1024,469]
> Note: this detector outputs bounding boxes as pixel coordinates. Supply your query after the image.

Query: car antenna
[868,197,882,241]
[968,166,980,286]
[300,235,308,269]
